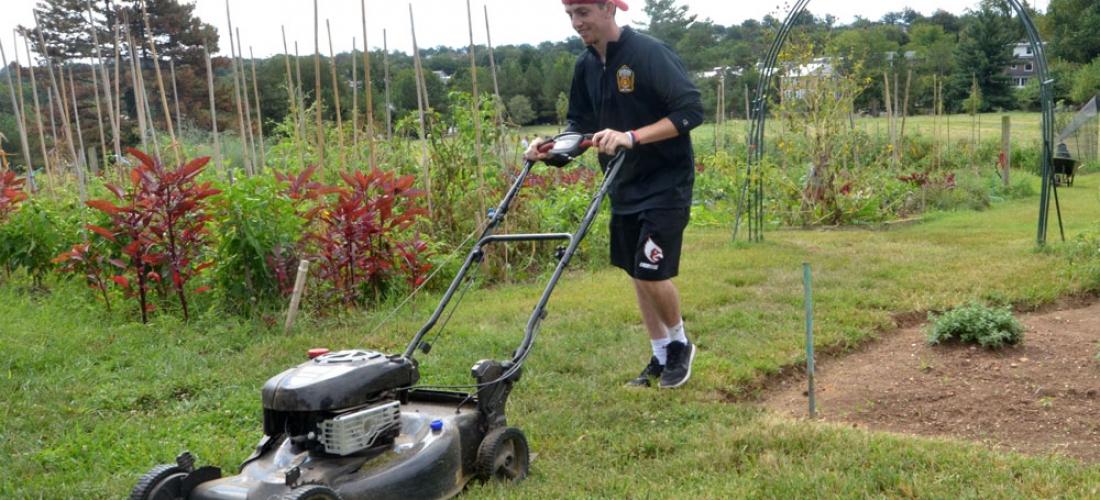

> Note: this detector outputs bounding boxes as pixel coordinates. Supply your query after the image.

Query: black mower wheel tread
[476,426,530,483]
[129,464,187,500]
[282,485,343,500]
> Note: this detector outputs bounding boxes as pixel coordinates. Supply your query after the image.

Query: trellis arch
[732,0,1061,245]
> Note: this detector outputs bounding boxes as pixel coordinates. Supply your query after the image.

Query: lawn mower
[130,133,625,500]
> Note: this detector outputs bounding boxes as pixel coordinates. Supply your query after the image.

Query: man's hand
[523,137,550,163]
[592,128,634,155]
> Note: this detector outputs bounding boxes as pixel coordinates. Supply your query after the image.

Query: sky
[1,0,1050,63]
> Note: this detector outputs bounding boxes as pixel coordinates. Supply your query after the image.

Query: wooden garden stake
[22,34,51,178]
[409,5,431,213]
[86,0,121,159]
[285,259,310,335]
[281,26,306,170]
[383,30,392,140]
[225,0,253,176]
[314,0,325,178]
[360,0,375,170]
[170,59,183,143]
[202,43,224,180]
[138,0,180,164]
[249,47,266,170]
[351,36,359,167]
[326,20,345,172]
[33,11,79,167]
[0,36,33,171]
[466,0,486,219]
[236,28,258,174]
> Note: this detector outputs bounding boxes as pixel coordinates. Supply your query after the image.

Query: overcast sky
[1,0,1050,63]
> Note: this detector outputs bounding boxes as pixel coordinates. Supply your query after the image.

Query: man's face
[565,2,614,46]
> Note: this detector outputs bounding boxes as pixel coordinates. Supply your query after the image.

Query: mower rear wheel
[476,426,529,482]
[129,464,187,500]
[283,485,343,500]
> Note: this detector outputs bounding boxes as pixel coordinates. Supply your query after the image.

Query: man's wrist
[627,130,639,147]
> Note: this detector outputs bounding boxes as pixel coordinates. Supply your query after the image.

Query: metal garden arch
[732,0,1062,245]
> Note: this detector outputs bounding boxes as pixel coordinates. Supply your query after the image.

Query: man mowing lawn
[525,0,704,388]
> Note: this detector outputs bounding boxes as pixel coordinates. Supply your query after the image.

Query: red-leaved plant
[301,168,429,310]
[72,148,221,323]
[52,241,114,311]
[0,170,28,223]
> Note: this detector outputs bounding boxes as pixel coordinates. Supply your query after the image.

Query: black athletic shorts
[609,207,690,281]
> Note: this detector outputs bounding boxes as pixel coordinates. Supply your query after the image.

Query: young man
[525,0,703,388]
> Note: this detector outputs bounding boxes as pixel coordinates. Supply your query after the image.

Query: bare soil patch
[761,297,1100,463]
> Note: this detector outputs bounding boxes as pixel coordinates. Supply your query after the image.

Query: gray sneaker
[626,356,664,387]
[659,341,696,389]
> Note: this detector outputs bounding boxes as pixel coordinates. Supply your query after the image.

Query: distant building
[1006,42,1038,88]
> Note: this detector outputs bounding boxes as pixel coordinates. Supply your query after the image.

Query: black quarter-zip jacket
[565,26,704,214]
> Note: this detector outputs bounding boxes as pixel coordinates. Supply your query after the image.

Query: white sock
[651,337,671,365]
[667,321,687,344]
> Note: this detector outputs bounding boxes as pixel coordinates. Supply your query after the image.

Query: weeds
[925,301,1025,348]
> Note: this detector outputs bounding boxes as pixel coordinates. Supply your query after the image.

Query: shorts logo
[644,237,664,264]
[616,65,635,93]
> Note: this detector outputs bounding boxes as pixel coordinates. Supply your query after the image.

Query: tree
[119,0,219,67]
[639,0,696,48]
[1044,0,1100,64]
[946,6,1016,112]
[506,95,535,126]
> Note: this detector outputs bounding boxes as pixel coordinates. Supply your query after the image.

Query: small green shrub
[925,301,1024,348]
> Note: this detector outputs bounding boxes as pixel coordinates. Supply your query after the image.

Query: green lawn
[2,170,1100,498]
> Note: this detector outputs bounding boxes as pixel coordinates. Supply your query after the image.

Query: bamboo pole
[351,36,359,167]
[170,59,183,142]
[112,19,122,158]
[281,27,305,170]
[124,23,148,152]
[465,0,486,218]
[249,47,266,171]
[483,6,504,127]
[138,0,180,164]
[68,69,88,201]
[89,48,109,163]
[225,0,253,176]
[47,89,58,158]
[1,36,33,171]
[383,30,392,140]
[12,33,33,168]
[295,42,308,166]
[22,34,51,178]
[898,69,911,164]
[360,0,375,170]
[313,0,325,177]
[325,20,345,172]
[883,72,895,168]
[87,0,121,159]
[33,12,79,169]
[130,27,161,153]
[409,5,431,213]
[202,43,224,180]
[236,28,258,174]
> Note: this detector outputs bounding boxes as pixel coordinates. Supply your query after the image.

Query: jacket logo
[616,65,635,93]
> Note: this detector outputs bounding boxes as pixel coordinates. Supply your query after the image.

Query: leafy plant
[925,301,1024,348]
[77,149,220,323]
[0,169,28,223]
[301,168,429,310]
[0,199,67,288]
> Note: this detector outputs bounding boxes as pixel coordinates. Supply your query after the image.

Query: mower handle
[536,135,594,153]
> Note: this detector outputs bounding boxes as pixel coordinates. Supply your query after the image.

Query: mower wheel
[282,485,343,500]
[129,464,187,500]
[476,426,529,482]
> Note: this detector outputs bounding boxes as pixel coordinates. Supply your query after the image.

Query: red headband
[562,0,629,11]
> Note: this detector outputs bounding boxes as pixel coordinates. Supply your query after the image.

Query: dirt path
[760,297,1100,463]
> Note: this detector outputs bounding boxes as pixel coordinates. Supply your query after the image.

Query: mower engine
[261,350,418,455]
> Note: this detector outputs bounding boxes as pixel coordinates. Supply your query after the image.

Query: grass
[4,168,1100,498]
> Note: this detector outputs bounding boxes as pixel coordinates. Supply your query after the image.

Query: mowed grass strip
[2,173,1098,498]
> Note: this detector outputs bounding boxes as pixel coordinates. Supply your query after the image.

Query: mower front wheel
[476,426,530,482]
[282,485,343,500]
[129,464,187,500]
